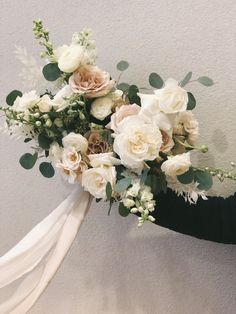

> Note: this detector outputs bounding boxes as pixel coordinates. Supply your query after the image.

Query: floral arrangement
[1,20,235,227]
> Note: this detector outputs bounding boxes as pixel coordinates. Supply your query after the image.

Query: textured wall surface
[0,0,236,313]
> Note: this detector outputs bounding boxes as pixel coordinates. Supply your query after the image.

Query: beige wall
[0,0,236,313]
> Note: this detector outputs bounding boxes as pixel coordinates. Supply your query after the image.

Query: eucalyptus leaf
[187,92,196,110]
[19,152,38,170]
[117,82,130,92]
[194,170,213,190]
[115,177,132,193]
[177,167,194,184]
[42,63,62,81]
[118,202,130,217]
[106,182,112,200]
[197,76,214,87]
[179,72,192,87]
[117,60,129,71]
[39,162,55,178]
[6,90,22,106]
[149,73,164,89]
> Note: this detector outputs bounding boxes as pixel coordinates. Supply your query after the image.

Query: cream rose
[58,45,91,73]
[155,78,188,114]
[113,115,163,170]
[69,65,115,98]
[107,104,140,133]
[62,132,88,154]
[161,153,191,177]
[81,166,116,199]
[61,147,82,170]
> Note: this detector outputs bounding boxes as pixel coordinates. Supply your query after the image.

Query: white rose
[81,166,116,199]
[113,115,163,170]
[61,147,82,170]
[138,78,188,116]
[49,142,63,163]
[12,90,38,113]
[88,152,121,167]
[161,152,191,177]
[90,96,114,120]
[53,45,69,61]
[62,132,88,154]
[155,78,188,114]
[58,45,90,73]
[37,95,55,112]
[53,85,74,112]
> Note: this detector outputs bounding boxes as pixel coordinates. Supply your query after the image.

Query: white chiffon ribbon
[0,189,92,314]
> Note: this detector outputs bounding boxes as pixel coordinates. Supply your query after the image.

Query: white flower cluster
[121,178,156,227]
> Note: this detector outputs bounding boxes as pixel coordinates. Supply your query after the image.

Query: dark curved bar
[150,189,236,244]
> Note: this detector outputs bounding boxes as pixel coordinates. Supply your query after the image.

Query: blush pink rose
[107,104,141,133]
[69,65,115,98]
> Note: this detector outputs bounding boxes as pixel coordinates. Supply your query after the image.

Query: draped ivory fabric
[0,189,92,314]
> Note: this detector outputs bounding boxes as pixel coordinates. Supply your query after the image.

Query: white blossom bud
[123,198,135,208]
[35,121,42,127]
[34,112,40,118]
[45,119,52,127]
[148,215,155,222]
[130,207,138,214]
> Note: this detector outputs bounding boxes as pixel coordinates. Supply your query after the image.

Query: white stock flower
[49,142,63,163]
[62,132,88,154]
[90,96,114,121]
[113,115,162,170]
[161,152,191,177]
[88,152,121,167]
[81,166,116,199]
[58,44,92,73]
[53,85,74,111]
[12,90,38,113]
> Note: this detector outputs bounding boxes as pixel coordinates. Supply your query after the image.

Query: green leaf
[140,168,150,185]
[106,182,112,200]
[115,177,132,193]
[145,173,167,195]
[187,92,196,110]
[179,72,192,87]
[24,138,32,143]
[117,82,130,92]
[149,73,164,89]
[118,202,130,217]
[39,162,55,178]
[128,85,141,105]
[177,167,194,184]
[42,63,62,81]
[38,133,53,150]
[19,152,38,170]
[6,90,22,106]
[194,170,213,190]
[117,60,129,71]
[197,76,214,86]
